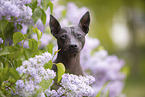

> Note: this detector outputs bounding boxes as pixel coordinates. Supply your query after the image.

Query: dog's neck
[55,50,84,76]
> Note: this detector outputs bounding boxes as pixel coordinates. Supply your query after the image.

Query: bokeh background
[62,0,145,97]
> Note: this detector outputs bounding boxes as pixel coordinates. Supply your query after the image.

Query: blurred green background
[62,0,145,97]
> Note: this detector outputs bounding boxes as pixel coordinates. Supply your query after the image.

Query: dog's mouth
[61,45,81,54]
[68,48,80,54]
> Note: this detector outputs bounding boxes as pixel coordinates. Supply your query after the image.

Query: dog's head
[50,11,90,54]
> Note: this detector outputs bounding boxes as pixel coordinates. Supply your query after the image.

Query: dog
[49,11,90,76]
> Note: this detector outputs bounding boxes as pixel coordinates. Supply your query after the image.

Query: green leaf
[13,32,24,45]
[0,19,9,32]
[96,82,109,97]
[16,24,22,30]
[32,7,42,24]
[29,39,38,53]
[2,63,9,81]
[43,60,53,69]
[9,68,20,80]
[0,90,6,97]
[31,0,38,12]
[32,27,42,41]
[121,65,130,76]
[56,63,65,83]
[24,49,32,59]
[31,0,37,4]
[41,0,50,11]
[106,89,110,97]
[48,1,53,14]
[39,79,53,90]
[41,9,47,25]
[47,43,54,54]
[9,46,19,53]
[0,47,12,56]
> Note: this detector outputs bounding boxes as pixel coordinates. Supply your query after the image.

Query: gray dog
[49,11,90,76]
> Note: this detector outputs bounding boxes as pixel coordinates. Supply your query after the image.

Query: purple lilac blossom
[0,0,32,24]
[81,37,126,96]
[15,52,56,96]
[15,0,126,96]
[50,1,126,96]
[53,5,65,20]
[0,38,3,44]
[21,24,28,34]
[66,2,89,25]
[15,51,95,96]
[31,33,52,48]
[22,0,31,4]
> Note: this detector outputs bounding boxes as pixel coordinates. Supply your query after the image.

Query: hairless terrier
[49,11,90,76]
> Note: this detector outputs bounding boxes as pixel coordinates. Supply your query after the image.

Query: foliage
[0,0,54,96]
[0,0,127,97]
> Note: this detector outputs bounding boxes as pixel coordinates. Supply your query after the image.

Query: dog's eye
[76,33,82,38]
[61,35,67,39]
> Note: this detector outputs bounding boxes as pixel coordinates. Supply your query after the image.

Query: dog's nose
[69,44,77,49]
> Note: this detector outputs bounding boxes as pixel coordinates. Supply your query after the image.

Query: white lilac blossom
[44,74,95,97]
[15,52,95,96]
[0,0,32,24]
[59,74,95,97]
[15,52,56,96]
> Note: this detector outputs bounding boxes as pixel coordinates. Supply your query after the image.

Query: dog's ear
[49,15,61,37]
[78,11,90,34]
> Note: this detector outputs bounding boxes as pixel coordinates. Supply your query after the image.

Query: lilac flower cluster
[44,74,95,97]
[0,0,32,24]
[15,51,95,97]
[0,38,3,44]
[16,0,126,96]
[81,37,126,97]
[49,1,126,96]
[15,52,56,96]
[59,74,95,97]
[51,1,89,27]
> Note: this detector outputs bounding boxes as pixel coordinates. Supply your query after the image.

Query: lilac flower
[81,37,126,96]
[0,0,33,24]
[32,33,52,48]
[36,19,45,32]
[66,2,89,25]
[53,5,65,19]
[15,51,95,97]
[44,89,58,97]
[38,92,46,97]
[59,73,95,96]
[0,38,3,44]
[21,24,28,34]
[15,52,56,96]
[22,0,31,4]
[37,0,41,6]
